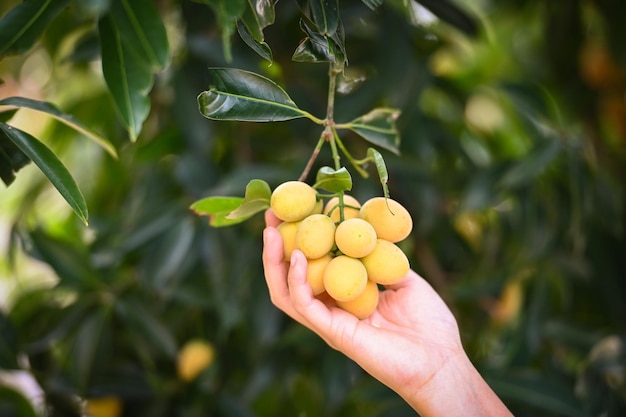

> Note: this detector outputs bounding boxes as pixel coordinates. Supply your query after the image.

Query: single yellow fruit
[334,217,377,258]
[310,198,324,215]
[177,339,215,382]
[84,396,122,417]
[337,279,379,319]
[306,253,333,295]
[359,197,413,243]
[323,255,368,302]
[271,181,317,222]
[323,195,361,223]
[295,214,336,259]
[361,239,410,285]
[277,221,301,261]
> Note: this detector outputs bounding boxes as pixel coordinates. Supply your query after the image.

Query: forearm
[400,352,513,417]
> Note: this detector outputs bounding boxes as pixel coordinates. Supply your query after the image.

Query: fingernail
[290,250,298,266]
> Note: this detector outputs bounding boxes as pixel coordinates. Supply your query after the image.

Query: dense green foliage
[1,1,625,416]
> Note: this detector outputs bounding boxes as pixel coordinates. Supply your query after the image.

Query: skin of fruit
[361,239,410,285]
[359,197,413,243]
[336,279,379,319]
[295,214,336,259]
[177,340,215,382]
[323,195,361,223]
[84,396,122,417]
[306,253,333,295]
[323,255,368,302]
[277,221,301,261]
[270,181,318,222]
[334,217,377,258]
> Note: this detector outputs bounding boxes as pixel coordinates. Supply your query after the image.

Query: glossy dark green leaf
[73,0,111,18]
[198,68,316,122]
[0,128,30,186]
[292,18,345,64]
[0,96,117,157]
[0,0,70,57]
[201,0,247,62]
[236,20,273,63]
[310,0,339,36]
[190,196,247,227]
[342,108,401,155]
[0,385,38,417]
[0,108,18,123]
[240,0,276,42]
[313,166,352,192]
[367,148,390,199]
[0,123,88,225]
[417,0,479,37]
[109,0,170,70]
[361,0,382,10]
[225,179,271,220]
[99,15,153,141]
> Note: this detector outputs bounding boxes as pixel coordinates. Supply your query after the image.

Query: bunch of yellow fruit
[271,181,413,319]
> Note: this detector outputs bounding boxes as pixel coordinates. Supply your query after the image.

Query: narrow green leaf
[236,20,273,63]
[99,15,153,141]
[0,128,30,186]
[198,68,317,122]
[292,19,336,63]
[240,0,276,42]
[343,108,401,155]
[225,179,271,219]
[313,166,352,192]
[72,311,107,389]
[310,0,339,36]
[201,0,247,62]
[0,0,70,57]
[109,0,170,70]
[416,0,479,37]
[190,196,248,227]
[499,139,561,188]
[0,96,117,158]
[367,148,390,199]
[361,0,382,10]
[0,123,88,225]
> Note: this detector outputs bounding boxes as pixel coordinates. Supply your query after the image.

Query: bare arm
[263,210,513,416]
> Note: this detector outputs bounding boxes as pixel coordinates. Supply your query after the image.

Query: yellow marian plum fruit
[277,221,301,261]
[323,195,361,223]
[310,198,324,215]
[270,181,317,222]
[361,239,410,285]
[306,253,333,295]
[337,279,379,319]
[359,197,413,243]
[177,339,216,382]
[84,397,122,417]
[295,214,336,259]
[334,218,377,258]
[323,255,368,302]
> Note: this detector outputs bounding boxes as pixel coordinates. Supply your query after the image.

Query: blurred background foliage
[0,0,625,416]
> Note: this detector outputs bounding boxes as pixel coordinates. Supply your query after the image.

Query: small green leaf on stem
[225,179,271,219]
[367,148,390,199]
[313,166,352,192]
[341,108,401,155]
[190,196,245,227]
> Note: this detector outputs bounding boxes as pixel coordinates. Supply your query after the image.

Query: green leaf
[343,108,401,155]
[240,0,276,42]
[361,0,382,10]
[236,20,272,63]
[190,196,247,227]
[417,0,479,37]
[99,15,153,141]
[310,0,339,36]
[115,300,177,358]
[313,166,352,192]
[198,68,317,122]
[225,179,271,220]
[201,0,247,62]
[292,18,345,64]
[0,128,30,186]
[0,385,38,417]
[367,148,390,199]
[0,123,88,225]
[72,310,107,389]
[108,0,170,70]
[0,0,70,57]
[499,139,561,188]
[0,96,117,158]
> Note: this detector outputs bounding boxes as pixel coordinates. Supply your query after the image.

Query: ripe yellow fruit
[271,181,317,222]
[323,255,368,302]
[334,218,377,258]
[277,221,301,261]
[84,396,122,417]
[177,339,215,382]
[359,197,413,243]
[361,239,410,285]
[296,214,336,259]
[306,253,333,295]
[323,195,361,223]
[310,198,324,215]
[336,279,379,319]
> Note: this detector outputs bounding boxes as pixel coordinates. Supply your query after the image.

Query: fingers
[264,209,282,228]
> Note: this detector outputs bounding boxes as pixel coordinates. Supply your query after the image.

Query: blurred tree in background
[0,1,624,416]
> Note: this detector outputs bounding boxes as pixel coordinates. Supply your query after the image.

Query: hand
[262,209,513,416]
